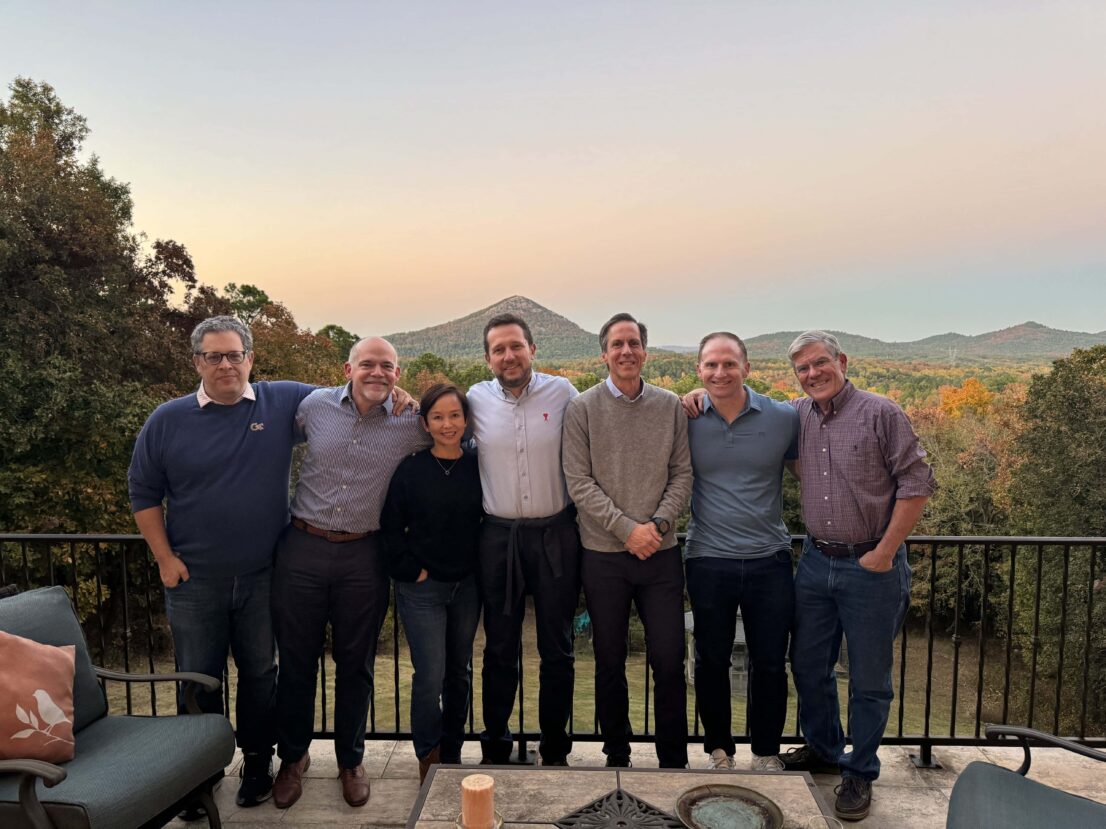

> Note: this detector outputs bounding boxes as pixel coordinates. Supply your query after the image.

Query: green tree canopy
[1009,346,1106,536]
[317,323,359,359]
[0,78,200,531]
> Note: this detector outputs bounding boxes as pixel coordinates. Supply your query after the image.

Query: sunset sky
[5,2,1104,345]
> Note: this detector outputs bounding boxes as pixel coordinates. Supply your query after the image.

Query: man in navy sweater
[129,316,313,813]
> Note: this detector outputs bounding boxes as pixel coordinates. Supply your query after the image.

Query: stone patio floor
[170,739,1106,828]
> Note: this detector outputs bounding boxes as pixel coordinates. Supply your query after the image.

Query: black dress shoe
[778,744,840,775]
[834,777,872,821]
[236,751,275,807]
[604,755,632,768]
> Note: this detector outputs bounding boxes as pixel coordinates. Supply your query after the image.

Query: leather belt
[810,535,880,558]
[292,517,370,543]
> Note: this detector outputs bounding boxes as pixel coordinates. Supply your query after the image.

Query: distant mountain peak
[386,296,597,360]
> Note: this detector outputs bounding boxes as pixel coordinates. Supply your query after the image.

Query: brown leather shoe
[272,753,311,809]
[418,746,441,785]
[338,763,370,807]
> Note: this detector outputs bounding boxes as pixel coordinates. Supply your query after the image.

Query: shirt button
[826,520,832,525]
[352,439,359,445]
[822,448,826,452]
[342,484,348,490]
[824,496,828,500]
[336,507,343,513]
[823,472,827,476]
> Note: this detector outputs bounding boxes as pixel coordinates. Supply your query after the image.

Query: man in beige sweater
[562,312,693,768]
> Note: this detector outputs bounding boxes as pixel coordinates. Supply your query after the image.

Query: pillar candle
[460,773,495,829]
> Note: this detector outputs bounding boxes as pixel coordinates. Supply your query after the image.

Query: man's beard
[498,367,532,390]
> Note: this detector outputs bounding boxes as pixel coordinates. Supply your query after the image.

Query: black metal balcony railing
[2,533,1103,765]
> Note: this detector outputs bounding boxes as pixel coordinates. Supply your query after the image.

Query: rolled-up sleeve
[878,406,937,499]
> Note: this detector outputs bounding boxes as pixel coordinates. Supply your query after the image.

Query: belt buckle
[325,529,347,543]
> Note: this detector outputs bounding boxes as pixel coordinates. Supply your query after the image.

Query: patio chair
[946,724,1106,828]
[0,586,235,829]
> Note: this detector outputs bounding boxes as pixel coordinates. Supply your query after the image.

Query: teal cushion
[0,586,106,731]
[947,760,1106,828]
[0,713,234,829]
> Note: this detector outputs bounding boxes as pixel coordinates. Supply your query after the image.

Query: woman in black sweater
[381,383,483,782]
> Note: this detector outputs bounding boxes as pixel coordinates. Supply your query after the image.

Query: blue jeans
[163,567,276,755]
[396,575,480,763]
[686,550,794,758]
[791,538,911,781]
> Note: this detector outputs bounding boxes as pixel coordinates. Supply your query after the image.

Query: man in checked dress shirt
[270,336,428,810]
[778,330,935,822]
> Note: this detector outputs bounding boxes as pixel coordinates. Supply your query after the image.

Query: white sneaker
[751,753,785,771]
[706,749,736,770]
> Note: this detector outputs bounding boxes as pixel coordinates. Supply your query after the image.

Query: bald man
[271,338,430,809]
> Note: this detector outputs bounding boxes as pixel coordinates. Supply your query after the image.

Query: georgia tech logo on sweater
[250,422,265,431]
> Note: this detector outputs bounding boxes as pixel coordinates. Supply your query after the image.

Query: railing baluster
[897,557,908,739]
[923,542,938,740]
[320,655,329,736]
[516,637,527,759]
[1079,546,1098,739]
[1002,544,1017,723]
[392,582,400,733]
[21,541,31,589]
[1053,545,1071,734]
[121,544,133,715]
[1027,545,1044,729]
[950,543,965,737]
[974,543,989,738]
[94,544,107,665]
[69,542,79,626]
[141,541,158,715]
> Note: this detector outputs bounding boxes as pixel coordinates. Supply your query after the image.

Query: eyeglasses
[195,351,249,366]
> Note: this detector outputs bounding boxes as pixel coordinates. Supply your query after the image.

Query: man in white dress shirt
[467,313,582,766]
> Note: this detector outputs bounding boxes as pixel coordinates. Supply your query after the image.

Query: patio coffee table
[406,765,832,828]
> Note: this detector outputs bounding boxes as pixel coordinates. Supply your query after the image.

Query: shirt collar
[197,382,255,408]
[703,385,760,418]
[605,375,645,401]
[493,371,539,401]
[340,382,392,415]
[825,380,856,413]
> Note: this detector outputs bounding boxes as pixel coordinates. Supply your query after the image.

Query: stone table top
[407,765,832,828]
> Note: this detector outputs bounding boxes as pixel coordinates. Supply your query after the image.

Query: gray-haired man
[781,330,934,821]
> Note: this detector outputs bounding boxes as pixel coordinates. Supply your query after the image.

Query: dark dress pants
[582,546,688,769]
[272,525,390,769]
[685,550,794,758]
[478,519,581,763]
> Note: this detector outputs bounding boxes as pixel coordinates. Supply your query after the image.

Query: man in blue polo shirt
[684,332,799,771]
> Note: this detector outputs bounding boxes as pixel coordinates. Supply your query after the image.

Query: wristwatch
[651,516,671,535]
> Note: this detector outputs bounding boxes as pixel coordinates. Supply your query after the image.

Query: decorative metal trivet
[554,788,684,829]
